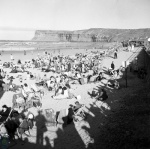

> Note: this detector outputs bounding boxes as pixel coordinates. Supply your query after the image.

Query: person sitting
[76,72,82,80]
[96,72,104,81]
[63,86,69,98]
[96,88,108,101]
[3,62,10,68]
[93,66,98,76]
[0,75,5,86]
[10,66,18,73]
[17,59,22,64]
[55,86,63,96]
[50,76,56,83]
[113,80,120,89]
[21,83,32,100]
[42,64,50,72]
[72,101,83,113]
[52,86,69,99]
[43,74,48,82]
[36,74,46,86]
[107,79,120,89]
[7,78,15,91]
[30,72,34,79]
[74,72,84,85]
[1,116,20,139]
[0,69,6,78]
[23,83,31,93]
[0,105,11,123]
[59,77,66,87]
[108,68,115,76]
[71,101,85,120]
[47,81,55,91]
[64,77,71,88]
[113,70,118,79]
[56,76,61,84]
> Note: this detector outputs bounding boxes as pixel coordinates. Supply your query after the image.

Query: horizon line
[0,27,150,31]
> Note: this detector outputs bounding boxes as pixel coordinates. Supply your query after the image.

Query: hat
[28,113,34,120]
[69,104,73,107]
[75,101,80,105]
[2,105,8,108]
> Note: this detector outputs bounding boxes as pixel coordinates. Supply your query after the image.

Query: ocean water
[0,48,101,63]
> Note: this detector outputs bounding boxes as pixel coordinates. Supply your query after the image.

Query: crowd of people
[0,47,122,107]
[0,47,122,143]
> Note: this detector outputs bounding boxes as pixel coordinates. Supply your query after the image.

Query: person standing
[114,49,118,59]
[10,54,13,62]
[37,53,40,58]
[111,61,115,70]
[43,50,45,55]
[131,44,134,52]
[0,105,11,123]
[24,50,26,55]
[128,44,131,52]
[67,62,71,72]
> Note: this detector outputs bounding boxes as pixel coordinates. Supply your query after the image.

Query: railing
[105,45,125,58]
[125,47,150,85]
[126,47,142,63]
[99,45,124,70]
[144,50,150,85]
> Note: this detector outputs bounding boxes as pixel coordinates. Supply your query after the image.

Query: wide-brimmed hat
[2,105,8,108]
[28,113,34,120]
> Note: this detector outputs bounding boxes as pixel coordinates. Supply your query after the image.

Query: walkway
[103,47,141,70]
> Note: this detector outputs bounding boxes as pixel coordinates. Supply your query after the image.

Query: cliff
[32,28,150,42]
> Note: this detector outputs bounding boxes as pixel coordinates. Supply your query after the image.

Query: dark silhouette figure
[114,49,118,59]
[45,136,52,148]
[24,50,26,55]
[35,110,47,145]
[111,61,115,70]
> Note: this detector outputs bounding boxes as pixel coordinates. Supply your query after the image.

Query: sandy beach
[0,47,149,149]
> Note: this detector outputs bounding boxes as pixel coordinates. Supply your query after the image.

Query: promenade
[103,47,140,69]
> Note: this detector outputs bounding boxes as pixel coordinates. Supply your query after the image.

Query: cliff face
[32,30,96,42]
[32,28,150,42]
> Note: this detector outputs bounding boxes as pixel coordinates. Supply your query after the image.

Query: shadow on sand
[8,72,150,149]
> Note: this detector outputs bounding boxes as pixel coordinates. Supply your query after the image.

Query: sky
[0,0,150,40]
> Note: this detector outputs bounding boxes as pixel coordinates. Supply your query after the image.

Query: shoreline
[0,41,119,52]
[0,47,107,52]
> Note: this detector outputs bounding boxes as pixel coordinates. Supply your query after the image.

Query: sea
[0,47,102,63]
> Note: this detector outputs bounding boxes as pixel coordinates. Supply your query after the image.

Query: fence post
[125,62,128,88]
